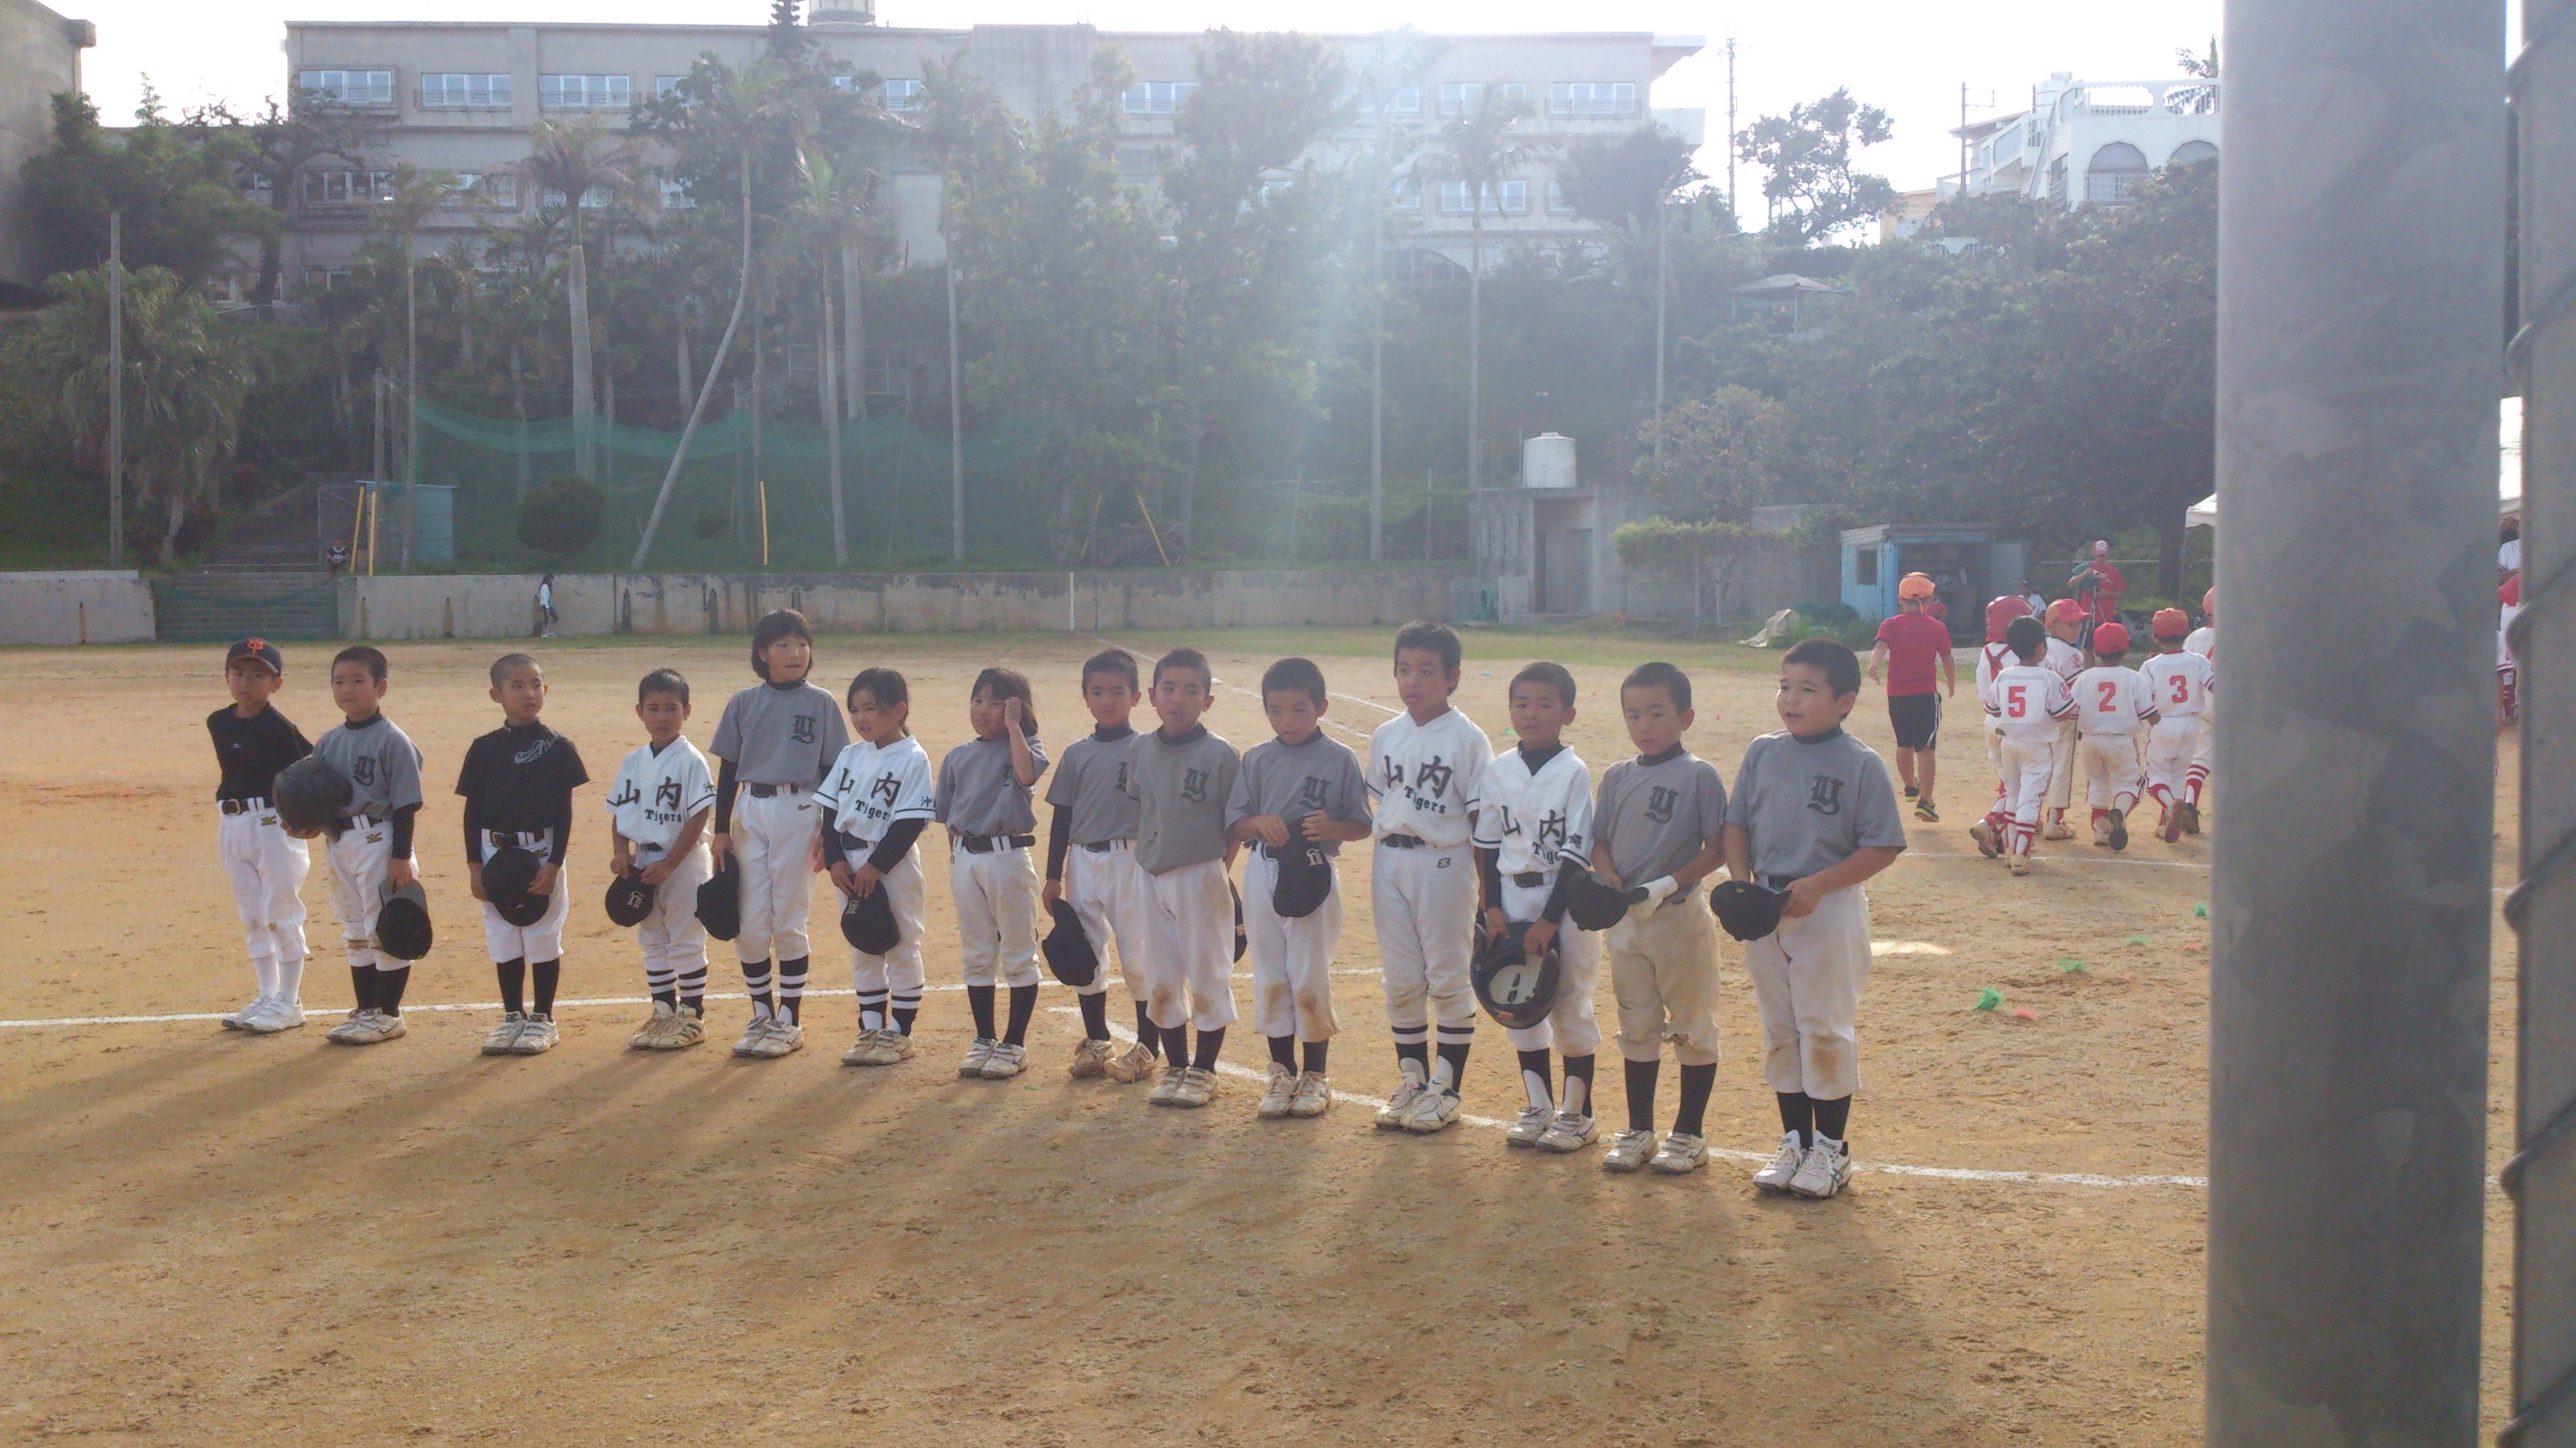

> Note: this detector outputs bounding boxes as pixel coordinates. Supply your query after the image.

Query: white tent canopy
[2186,396,2523,529]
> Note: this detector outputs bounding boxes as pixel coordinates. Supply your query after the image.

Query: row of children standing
[205,614,1906,1196]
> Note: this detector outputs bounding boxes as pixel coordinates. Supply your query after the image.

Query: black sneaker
[2107,808,2129,851]
[1903,784,1919,799]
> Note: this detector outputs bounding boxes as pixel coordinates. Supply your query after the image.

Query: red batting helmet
[1983,595,2032,643]
[2151,607,2192,639]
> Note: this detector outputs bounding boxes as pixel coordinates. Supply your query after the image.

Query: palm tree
[1416,85,1550,491]
[781,136,882,564]
[1556,125,1701,456]
[912,57,1010,564]
[519,119,639,479]
[370,164,457,566]
[1352,30,1445,562]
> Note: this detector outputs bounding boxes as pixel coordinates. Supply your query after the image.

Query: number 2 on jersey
[2097,680,2119,712]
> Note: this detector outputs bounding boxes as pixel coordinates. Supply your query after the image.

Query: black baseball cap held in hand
[375,880,434,961]
[842,884,900,957]
[604,872,656,929]
[1269,815,1333,920]
[480,847,550,928]
[697,858,741,941]
[1041,899,1097,987]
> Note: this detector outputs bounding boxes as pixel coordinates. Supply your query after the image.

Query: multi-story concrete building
[267,6,1702,295]
[0,0,93,305]
[1882,72,2219,240]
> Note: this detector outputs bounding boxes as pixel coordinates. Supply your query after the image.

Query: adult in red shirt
[2067,540,2127,632]
[1868,572,1957,823]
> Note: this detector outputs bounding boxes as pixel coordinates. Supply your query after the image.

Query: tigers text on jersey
[819,736,936,843]
[1987,664,2078,743]
[604,736,717,852]
[2071,665,2161,736]
[1366,707,1491,848]
[2140,650,2215,717]
[1470,744,1594,878]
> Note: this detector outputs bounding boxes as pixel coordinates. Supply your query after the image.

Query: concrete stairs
[154,491,338,642]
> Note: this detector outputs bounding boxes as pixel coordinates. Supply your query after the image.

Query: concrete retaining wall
[0,572,157,645]
[335,568,1469,641]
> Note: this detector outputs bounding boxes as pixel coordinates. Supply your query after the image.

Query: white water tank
[1523,433,1576,488]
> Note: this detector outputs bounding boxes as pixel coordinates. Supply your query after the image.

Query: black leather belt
[747,782,799,798]
[1510,871,1548,888]
[347,813,384,829]
[959,833,1035,854]
[489,830,547,849]
[1381,833,1425,849]
[1080,839,1128,853]
[1761,874,1803,894]
[219,797,267,815]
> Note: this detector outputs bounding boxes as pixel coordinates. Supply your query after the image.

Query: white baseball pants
[2044,718,2077,819]
[733,787,821,966]
[479,829,570,964]
[2190,699,2214,800]
[1741,883,1873,1100]
[846,849,927,1025]
[2079,732,2147,814]
[1496,875,1601,1057]
[2146,715,2209,808]
[1371,842,1481,1045]
[1138,858,1237,1033]
[326,818,396,972]
[1606,894,1722,1067]
[633,842,712,996]
[1064,840,1149,1001]
[217,803,310,998]
[1243,847,1341,1043]
[1998,738,2056,856]
[951,843,1042,988]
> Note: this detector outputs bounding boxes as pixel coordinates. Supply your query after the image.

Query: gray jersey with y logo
[1124,725,1240,875]
[1724,727,1906,882]
[1046,727,1141,845]
[312,713,425,819]
[935,733,1049,837]
[1593,747,1729,887]
[710,681,848,788]
[1226,733,1370,858]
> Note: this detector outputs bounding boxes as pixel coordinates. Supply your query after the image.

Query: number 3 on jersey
[2171,674,2192,706]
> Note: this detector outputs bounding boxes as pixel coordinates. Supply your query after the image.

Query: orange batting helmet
[1898,572,1937,600]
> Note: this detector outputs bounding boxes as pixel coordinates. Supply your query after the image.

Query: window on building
[1116,147,1158,178]
[655,75,685,99]
[659,179,694,210]
[295,70,394,108]
[863,346,908,398]
[241,174,274,206]
[1548,81,1636,118]
[442,173,519,210]
[1546,178,1574,214]
[300,267,354,290]
[1854,548,1878,587]
[419,72,509,109]
[2084,141,2149,204]
[1440,81,1524,115]
[1438,179,1527,215]
[883,78,923,111]
[298,170,396,206]
[540,74,632,111]
[2169,139,2218,166]
[540,185,614,210]
[1391,177,1420,211]
[1122,81,1195,115]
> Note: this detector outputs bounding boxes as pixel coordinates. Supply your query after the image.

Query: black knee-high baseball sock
[1561,1054,1594,1116]
[1003,983,1040,1046]
[1302,1039,1329,1075]
[740,958,774,1019]
[1190,1026,1225,1072]
[495,958,526,1016]
[1434,1042,1471,1095]
[892,1004,919,1035]
[1674,1062,1718,1137]
[1516,1049,1554,1112]
[651,984,677,1008]
[375,965,410,1016]
[1777,1091,1817,1148]
[1269,1034,1298,1069]
[1812,1094,1852,1146]
[531,959,561,1017]
[677,959,707,1014]
[1078,990,1111,1041]
[1392,1025,1429,1081]
[967,984,998,1039]
[1160,1023,1190,1066]
[1625,1058,1660,1133]
[1132,1000,1159,1052]
[352,964,381,1012]
[775,956,809,1022]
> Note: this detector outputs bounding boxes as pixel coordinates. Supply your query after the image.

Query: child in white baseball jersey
[2140,608,2215,840]
[459,654,591,1056]
[2039,601,2087,840]
[1471,662,1601,1153]
[2500,576,2521,726]
[1228,657,1373,1120]
[313,646,426,1046]
[607,669,717,1050]
[708,610,850,1060]
[210,638,313,1034]
[2186,589,2218,794]
[1044,650,1155,1081]
[1724,638,1907,1200]
[2070,623,2158,851]
[938,667,1049,1079]
[821,667,937,1068]
[1985,616,2078,876]
[1367,620,1493,1134]
[1124,647,1243,1108]
[1969,597,2031,861]
[1591,662,1732,1176]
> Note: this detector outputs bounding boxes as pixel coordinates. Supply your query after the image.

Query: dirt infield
[0,628,2520,1445]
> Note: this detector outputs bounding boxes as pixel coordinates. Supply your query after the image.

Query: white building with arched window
[1883,71,2219,237]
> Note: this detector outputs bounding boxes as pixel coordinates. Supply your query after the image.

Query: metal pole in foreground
[2207,0,2503,1443]
[105,211,121,568]
[2506,0,2576,1440]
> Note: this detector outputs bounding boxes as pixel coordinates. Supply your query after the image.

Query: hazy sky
[74,0,2224,200]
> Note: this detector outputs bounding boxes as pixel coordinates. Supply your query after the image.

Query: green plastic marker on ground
[2060,957,2089,973]
[1975,987,2003,1011]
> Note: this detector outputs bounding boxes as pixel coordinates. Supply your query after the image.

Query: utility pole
[1724,39,1738,228]
[1653,199,1668,459]
[1959,82,1969,196]
[105,212,122,567]
[403,232,419,571]
[2206,0,2502,1442]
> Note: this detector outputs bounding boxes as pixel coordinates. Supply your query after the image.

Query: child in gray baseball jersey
[1723,639,1906,1200]
[1124,647,1243,1108]
[1044,649,1156,1082]
[936,667,1048,1079]
[311,646,427,1047]
[1591,662,1731,1176]
[1227,657,1372,1119]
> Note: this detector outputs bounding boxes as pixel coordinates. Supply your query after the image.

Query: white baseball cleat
[325,1008,376,1045]
[1289,1071,1333,1118]
[1256,1062,1299,1119]
[1752,1133,1808,1193]
[1148,1063,1189,1106]
[666,1004,706,1049]
[243,998,306,1034]
[1649,1131,1709,1175]
[221,995,267,1031]
[2007,853,2031,878]
[1402,1088,1462,1135]
[958,1037,998,1078]
[630,1001,675,1050]
[481,1012,527,1055]
[1375,1078,1426,1131]
[978,1041,1028,1079]
[1536,1111,1600,1154]
[730,1016,775,1058]
[510,1013,559,1054]
[358,1011,407,1044]
[844,1028,915,1066]
[1789,1136,1854,1199]
[1103,1041,1161,1084]
[1068,1037,1117,1079]
[1170,1066,1219,1108]
[1602,1129,1659,1173]
[1506,1105,1553,1148]
[747,1017,803,1059]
